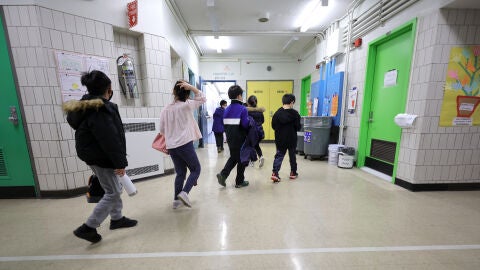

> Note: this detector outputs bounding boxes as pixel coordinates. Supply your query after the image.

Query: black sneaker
[109,216,138,230]
[289,172,298,179]
[217,173,226,187]
[73,223,102,243]
[235,180,249,188]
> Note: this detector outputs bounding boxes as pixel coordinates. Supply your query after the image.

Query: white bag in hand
[118,174,137,196]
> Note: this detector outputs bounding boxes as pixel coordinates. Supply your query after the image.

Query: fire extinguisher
[117,54,139,99]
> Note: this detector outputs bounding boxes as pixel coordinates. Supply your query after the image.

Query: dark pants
[214,132,224,149]
[169,141,201,201]
[272,145,297,174]
[220,147,245,185]
[254,143,263,157]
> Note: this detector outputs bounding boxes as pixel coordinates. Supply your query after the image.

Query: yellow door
[247,81,293,140]
[246,81,270,138]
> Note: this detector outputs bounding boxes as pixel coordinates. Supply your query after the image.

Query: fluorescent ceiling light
[209,36,229,54]
[295,0,327,32]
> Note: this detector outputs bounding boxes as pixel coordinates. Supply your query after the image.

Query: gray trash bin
[303,116,332,159]
[296,117,305,155]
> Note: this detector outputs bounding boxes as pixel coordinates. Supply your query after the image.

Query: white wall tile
[104,24,114,41]
[94,21,105,40]
[7,6,21,26]
[65,173,75,189]
[73,34,84,54]
[7,27,20,47]
[62,32,74,52]
[60,141,70,156]
[39,8,54,29]
[40,124,51,140]
[37,174,48,190]
[92,38,103,56]
[18,6,30,26]
[37,158,48,174]
[102,40,113,58]
[75,16,86,35]
[56,158,65,174]
[30,141,41,157]
[28,6,39,27]
[17,27,30,47]
[52,10,66,31]
[50,30,63,50]
[83,36,94,55]
[64,14,76,33]
[47,158,57,174]
[85,19,96,38]
[65,156,78,173]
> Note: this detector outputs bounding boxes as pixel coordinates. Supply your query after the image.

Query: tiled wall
[3,5,174,192]
[396,8,480,184]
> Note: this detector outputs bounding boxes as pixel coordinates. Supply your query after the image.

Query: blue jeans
[272,145,297,174]
[169,141,201,201]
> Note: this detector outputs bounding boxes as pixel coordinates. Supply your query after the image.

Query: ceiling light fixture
[210,36,229,54]
[296,0,328,32]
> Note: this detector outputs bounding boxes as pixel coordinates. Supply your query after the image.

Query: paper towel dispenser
[394,114,417,128]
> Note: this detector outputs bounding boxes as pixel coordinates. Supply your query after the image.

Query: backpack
[86,174,104,203]
[256,124,265,140]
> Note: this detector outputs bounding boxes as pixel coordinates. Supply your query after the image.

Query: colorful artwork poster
[440,46,480,126]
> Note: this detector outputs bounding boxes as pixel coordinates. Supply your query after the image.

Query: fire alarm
[354,38,362,47]
[315,64,320,70]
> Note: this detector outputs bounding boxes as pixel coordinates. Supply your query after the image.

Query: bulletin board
[55,51,110,102]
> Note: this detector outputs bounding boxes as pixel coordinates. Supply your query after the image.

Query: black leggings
[214,132,224,148]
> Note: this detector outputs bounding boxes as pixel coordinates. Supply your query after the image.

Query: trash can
[303,116,332,159]
[328,144,344,165]
[296,117,305,155]
[338,147,355,169]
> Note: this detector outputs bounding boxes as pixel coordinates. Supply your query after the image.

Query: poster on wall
[439,46,480,126]
[55,51,110,102]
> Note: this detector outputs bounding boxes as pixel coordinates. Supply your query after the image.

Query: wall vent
[370,139,396,164]
[0,149,7,177]
[122,118,164,180]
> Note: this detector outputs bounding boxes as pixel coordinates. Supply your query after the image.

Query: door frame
[0,8,38,197]
[357,19,417,182]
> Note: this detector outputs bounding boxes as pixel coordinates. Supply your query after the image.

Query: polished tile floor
[1,143,479,270]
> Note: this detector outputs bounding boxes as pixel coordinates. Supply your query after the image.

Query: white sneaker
[177,191,191,208]
[172,200,182,209]
[259,156,264,168]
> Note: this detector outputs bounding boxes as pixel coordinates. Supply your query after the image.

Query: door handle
[368,111,373,123]
[8,106,18,125]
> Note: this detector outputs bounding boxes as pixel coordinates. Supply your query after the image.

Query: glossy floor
[1,144,479,269]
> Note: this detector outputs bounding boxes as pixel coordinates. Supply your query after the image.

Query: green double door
[0,11,36,197]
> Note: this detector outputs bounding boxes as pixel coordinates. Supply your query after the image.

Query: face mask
[108,91,113,101]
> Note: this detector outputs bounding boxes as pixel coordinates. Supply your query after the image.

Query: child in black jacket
[64,70,137,243]
[271,94,301,182]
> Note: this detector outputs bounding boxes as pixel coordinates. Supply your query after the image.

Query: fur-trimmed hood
[247,106,265,112]
[62,98,104,113]
[63,95,109,130]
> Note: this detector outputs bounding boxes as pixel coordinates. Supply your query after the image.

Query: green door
[0,12,36,197]
[358,20,416,181]
[300,75,311,116]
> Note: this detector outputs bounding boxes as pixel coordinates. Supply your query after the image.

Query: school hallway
[0,143,479,270]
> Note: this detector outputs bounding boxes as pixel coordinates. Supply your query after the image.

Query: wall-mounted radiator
[122,118,164,180]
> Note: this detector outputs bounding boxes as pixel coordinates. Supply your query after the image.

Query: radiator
[122,118,164,180]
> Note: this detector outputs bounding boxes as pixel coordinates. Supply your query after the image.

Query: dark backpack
[86,175,104,203]
[256,124,265,140]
